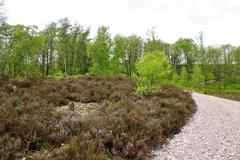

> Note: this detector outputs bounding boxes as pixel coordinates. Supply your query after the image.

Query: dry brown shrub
[0,76,196,160]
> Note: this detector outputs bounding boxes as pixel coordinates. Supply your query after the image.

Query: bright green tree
[192,65,204,87]
[135,51,171,95]
[90,26,112,75]
[6,25,42,77]
[111,35,127,75]
[180,67,190,86]
[172,72,180,84]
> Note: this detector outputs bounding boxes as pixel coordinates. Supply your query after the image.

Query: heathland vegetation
[0,18,239,98]
[0,0,239,159]
[0,77,196,159]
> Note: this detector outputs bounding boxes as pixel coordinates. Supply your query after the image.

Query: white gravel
[152,92,240,160]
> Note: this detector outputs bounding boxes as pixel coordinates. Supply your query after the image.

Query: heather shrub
[0,134,22,159]
[0,79,4,86]
[0,76,196,159]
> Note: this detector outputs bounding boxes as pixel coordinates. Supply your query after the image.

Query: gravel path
[152,92,240,160]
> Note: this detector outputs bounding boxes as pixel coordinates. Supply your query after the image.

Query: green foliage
[90,26,112,75]
[172,72,180,84]
[191,65,204,87]
[57,18,71,75]
[174,38,198,72]
[111,35,127,75]
[51,70,65,77]
[180,67,190,86]
[145,28,168,54]
[41,22,57,75]
[0,20,238,94]
[135,51,171,95]
[233,47,240,64]
[124,35,143,77]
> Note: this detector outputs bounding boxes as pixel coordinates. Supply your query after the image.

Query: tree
[0,17,239,94]
[233,47,240,83]
[30,27,46,77]
[145,28,172,63]
[68,24,90,75]
[0,23,12,76]
[180,67,190,86]
[220,44,234,88]
[57,18,71,75]
[5,25,39,77]
[73,26,90,74]
[191,65,204,87]
[174,38,198,72]
[41,22,57,75]
[206,46,222,90]
[172,72,180,84]
[145,34,165,53]
[124,35,143,77]
[90,26,112,75]
[233,47,240,65]
[135,51,171,95]
[112,35,127,75]
[0,0,5,25]
[196,31,206,64]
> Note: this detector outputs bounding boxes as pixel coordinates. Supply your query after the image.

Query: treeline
[0,19,239,88]
[0,19,143,77]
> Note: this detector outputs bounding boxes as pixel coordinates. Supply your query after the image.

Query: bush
[0,76,196,159]
[135,52,171,95]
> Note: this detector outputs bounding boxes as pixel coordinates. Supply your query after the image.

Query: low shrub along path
[0,77,196,159]
[152,92,240,160]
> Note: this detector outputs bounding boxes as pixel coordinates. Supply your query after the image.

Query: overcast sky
[5,0,240,46]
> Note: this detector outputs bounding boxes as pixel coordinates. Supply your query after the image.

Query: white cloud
[5,0,240,46]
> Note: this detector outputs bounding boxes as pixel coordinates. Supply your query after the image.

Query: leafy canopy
[192,65,204,87]
[180,67,190,86]
[90,26,112,75]
[135,51,171,95]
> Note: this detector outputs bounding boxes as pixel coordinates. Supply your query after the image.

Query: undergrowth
[0,76,196,159]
